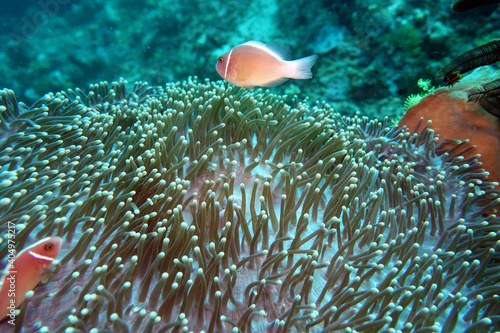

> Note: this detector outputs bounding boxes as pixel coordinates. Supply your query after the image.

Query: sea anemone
[1,77,500,332]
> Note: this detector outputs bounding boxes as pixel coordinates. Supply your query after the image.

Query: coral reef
[399,68,500,188]
[0,78,500,332]
[2,0,499,119]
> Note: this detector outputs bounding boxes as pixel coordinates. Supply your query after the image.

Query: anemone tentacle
[0,77,499,332]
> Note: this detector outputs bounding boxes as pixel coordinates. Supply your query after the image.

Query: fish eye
[45,243,54,250]
[218,56,224,63]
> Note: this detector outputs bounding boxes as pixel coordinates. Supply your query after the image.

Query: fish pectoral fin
[38,262,59,284]
[39,274,50,284]
[39,270,57,284]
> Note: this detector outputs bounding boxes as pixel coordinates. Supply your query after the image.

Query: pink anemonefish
[0,236,62,321]
[216,41,318,88]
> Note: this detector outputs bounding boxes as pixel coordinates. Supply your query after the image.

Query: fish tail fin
[289,54,318,79]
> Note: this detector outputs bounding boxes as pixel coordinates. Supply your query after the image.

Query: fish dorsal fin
[242,41,291,60]
[264,41,291,60]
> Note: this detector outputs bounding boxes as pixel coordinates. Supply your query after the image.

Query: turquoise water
[1,0,498,118]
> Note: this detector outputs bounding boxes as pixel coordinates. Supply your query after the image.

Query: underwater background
[1,0,500,332]
[0,0,498,119]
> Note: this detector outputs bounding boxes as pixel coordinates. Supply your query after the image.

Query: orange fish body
[216,41,318,87]
[0,236,62,321]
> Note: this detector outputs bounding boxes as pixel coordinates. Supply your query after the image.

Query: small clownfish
[0,236,62,321]
[215,41,318,88]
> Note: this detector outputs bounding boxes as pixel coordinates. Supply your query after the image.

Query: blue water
[0,0,497,118]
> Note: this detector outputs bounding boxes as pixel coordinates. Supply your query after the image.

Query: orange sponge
[398,87,500,187]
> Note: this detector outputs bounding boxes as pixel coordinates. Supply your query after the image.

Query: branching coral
[0,78,500,332]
